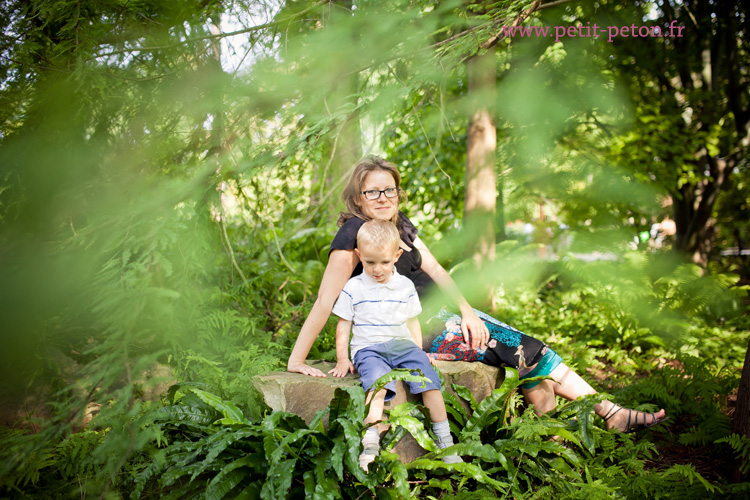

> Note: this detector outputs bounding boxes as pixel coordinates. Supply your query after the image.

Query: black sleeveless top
[329,212,435,297]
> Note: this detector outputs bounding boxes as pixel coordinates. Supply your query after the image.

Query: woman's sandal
[602,405,669,434]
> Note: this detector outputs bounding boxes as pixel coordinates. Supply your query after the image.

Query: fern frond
[716,433,750,474]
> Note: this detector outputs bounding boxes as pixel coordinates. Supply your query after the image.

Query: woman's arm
[287,249,359,377]
[413,236,489,348]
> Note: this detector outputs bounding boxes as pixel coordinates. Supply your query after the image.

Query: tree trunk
[672,185,714,267]
[496,169,506,241]
[324,71,361,201]
[465,48,496,306]
[312,0,361,214]
[673,154,732,265]
[732,338,750,481]
[733,339,750,437]
[208,14,225,157]
[199,13,226,216]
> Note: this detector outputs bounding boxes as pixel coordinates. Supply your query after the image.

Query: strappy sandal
[602,404,669,434]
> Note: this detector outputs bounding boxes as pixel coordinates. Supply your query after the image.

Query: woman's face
[358,170,399,221]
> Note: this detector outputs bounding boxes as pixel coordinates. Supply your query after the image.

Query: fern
[716,433,750,474]
[659,464,717,494]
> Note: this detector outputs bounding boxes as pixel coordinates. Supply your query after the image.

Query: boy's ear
[354,248,361,260]
[394,248,403,261]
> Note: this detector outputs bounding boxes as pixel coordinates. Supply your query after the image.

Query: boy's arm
[328,317,355,377]
[408,316,438,366]
[407,317,422,349]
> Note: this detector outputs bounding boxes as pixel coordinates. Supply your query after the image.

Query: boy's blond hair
[357,219,400,252]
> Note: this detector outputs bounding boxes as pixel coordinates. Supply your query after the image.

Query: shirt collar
[358,269,401,290]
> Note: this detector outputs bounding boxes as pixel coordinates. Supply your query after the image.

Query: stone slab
[252,360,504,462]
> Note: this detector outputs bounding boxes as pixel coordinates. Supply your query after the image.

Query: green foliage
[1,0,748,498]
[0,428,58,491]
[127,372,532,499]
[716,434,750,475]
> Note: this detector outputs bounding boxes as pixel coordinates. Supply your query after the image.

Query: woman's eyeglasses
[361,188,398,200]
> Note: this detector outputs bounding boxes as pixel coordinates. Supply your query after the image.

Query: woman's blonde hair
[337,156,407,228]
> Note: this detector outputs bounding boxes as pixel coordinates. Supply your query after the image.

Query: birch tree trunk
[315,0,361,213]
[464,48,496,306]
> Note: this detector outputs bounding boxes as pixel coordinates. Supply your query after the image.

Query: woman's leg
[524,363,667,432]
[425,310,667,431]
[521,379,558,415]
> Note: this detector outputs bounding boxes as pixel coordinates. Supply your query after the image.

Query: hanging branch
[219,213,250,288]
[480,0,543,50]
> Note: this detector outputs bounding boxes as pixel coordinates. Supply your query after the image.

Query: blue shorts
[353,339,442,401]
[520,348,563,389]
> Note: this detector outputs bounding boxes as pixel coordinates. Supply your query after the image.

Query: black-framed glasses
[361,187,398,200]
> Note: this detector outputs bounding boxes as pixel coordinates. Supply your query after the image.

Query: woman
[287,156,667,433]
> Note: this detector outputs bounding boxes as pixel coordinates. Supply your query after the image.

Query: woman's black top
[330,212,547,367]
[329,212,435,297]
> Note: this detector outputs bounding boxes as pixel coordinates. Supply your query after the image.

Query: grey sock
[362,427,379,449]
[432,419,454,447]
[433,419,463,463]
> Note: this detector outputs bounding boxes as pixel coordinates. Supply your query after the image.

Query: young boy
[329,219,462,471]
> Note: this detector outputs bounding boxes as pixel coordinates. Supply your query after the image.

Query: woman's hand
[287,360,327,377]
[415,236,489,350]
[285,249,359,378]
[460,308,489,349]
[328,359,355,378]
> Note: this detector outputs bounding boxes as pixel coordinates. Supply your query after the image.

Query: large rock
[252,360,504,462]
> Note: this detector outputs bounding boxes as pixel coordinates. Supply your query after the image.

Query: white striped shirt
[332,270,422,357]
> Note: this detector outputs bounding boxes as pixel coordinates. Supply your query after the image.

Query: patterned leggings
[426,308,561,386]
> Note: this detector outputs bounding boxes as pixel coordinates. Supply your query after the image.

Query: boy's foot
[441,453,464,464]
[359,445,379,472]
[436,435,463,464]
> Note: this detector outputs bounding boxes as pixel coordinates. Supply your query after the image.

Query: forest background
[1,0,749,498]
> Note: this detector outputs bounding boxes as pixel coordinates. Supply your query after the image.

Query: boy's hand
[328,360,355,378]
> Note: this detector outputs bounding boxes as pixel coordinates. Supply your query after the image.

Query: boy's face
[355,241,403,284]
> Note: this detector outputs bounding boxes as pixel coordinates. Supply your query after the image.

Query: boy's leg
[355,345,395,473]
[360,389,387,472]
[389,342,463,463]
[421,389,447,422]
[364,389,387,425]
[422,389,463,464]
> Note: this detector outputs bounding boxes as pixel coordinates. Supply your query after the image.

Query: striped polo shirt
[332,269,422,358]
